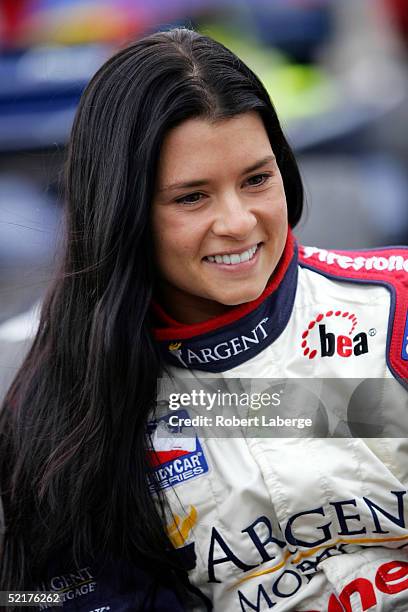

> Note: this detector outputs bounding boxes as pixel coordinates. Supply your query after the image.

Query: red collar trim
[152,229,295,341]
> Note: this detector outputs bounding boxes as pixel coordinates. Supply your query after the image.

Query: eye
[245,173,272,187]
[175,192,204,206]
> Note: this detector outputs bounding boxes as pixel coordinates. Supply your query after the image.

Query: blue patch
[147,410,209,492]
[402,310,408,361]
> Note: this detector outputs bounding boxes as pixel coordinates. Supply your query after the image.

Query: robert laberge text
[168,414,312,429]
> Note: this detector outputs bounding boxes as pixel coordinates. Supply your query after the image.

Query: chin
[216,285,265,307]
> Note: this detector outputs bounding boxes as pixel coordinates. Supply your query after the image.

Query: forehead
[157,112,273,183]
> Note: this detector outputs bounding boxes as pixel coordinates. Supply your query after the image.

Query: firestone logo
[303,246,408,272]
[301,310,369,360]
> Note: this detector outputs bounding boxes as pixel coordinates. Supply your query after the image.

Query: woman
[1,27,408,611]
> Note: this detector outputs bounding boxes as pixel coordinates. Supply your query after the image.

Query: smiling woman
[1,27,408,612]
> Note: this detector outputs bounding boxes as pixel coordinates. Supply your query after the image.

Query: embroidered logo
[167,318,269,367]
[328,560,408,611]
[167,506,198,571]
[38,566,96,607]
[168,342,188,367]
[303,246,408,272]
[167,506,198,548]
[301,310,369,360]
[147,410,209,491]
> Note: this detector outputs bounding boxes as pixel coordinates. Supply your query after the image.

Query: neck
[156,283,232,325]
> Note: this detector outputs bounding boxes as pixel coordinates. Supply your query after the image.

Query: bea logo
[301,310,369,360]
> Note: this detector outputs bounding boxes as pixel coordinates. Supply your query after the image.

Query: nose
[211,192,257,239]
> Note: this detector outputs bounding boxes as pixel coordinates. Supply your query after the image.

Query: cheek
[278,203,289,232]
[265,192,288,234]
[152,209,203,271]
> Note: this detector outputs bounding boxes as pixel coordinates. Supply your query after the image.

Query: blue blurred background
[0,0,407,391]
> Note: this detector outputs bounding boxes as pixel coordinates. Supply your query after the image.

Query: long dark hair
[0,28,303,593]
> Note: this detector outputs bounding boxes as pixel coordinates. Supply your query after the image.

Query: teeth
[206,245,259,265]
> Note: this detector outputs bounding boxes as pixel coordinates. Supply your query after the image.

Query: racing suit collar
[152,229,298,372]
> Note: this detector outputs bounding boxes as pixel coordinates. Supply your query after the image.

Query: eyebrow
[159,155,276,192]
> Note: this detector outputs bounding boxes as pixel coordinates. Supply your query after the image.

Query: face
[152,112,288,324]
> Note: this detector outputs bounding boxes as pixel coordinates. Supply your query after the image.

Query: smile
[205,244,259,265]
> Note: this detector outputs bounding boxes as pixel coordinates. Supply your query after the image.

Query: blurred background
[0,0,408,397]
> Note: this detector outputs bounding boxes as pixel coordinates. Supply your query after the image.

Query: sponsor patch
[327,560,408,611]
[147,410,209,491]
[167,318,270,368]
[301,310,369,360]
[302,246,408,273]
[38,566,96,608]
[299,243,408,384]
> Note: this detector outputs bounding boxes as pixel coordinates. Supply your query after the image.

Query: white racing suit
[150,230,408,611]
